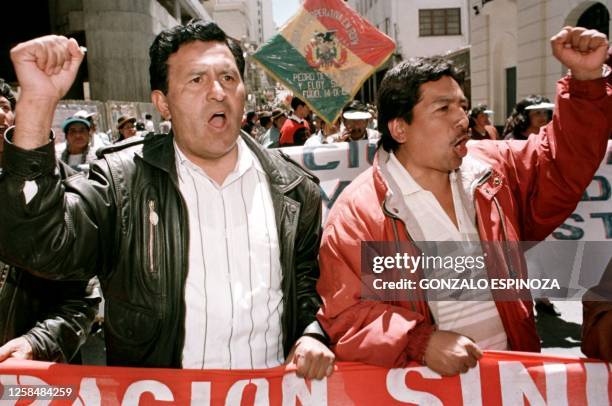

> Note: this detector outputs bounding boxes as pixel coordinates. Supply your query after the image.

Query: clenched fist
[551,27,609,81]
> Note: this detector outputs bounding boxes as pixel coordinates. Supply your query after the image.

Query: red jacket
[279,115,310,146]
[317,76,611,368]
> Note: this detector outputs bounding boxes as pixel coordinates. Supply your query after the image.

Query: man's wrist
[570,65,607,81]
[13,95,58,150]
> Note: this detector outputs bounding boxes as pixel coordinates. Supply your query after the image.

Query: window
[419,8,461,36]
[505,67,517,119]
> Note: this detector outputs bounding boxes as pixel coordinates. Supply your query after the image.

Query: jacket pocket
[104,297,161,364]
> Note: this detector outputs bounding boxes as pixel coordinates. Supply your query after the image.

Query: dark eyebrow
[432,96,468,105]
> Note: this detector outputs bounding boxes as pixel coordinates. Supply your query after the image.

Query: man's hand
[423,330,483,376]
[10,35,84,102]
[0,337,34,362]
[10,35,84,149]
[551,26,609,81]
[285,335,335,380]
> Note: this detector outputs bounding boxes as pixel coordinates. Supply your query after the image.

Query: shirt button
[393,208,399,214]
[493,177,501,186]
[29,162,40,172]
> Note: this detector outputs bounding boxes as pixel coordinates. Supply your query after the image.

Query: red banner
[0,352,609,405]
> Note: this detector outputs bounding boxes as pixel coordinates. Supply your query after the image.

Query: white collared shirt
[176,138,284,369]
[386,152,508,350]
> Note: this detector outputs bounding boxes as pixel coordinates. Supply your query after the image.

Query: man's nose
[209,80,226,101]
[456,109,469,130]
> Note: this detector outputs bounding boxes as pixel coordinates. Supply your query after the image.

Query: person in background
[144,113,156,133]
[328,100,379,143]
[582,257,612,361]
[241,110,258,137]
[503,95,554,140]
[260,108,286,148]
[279,97,311,147]
[468,104,499,140]
[159,118,172,134]
[581,46,612,361]
[58,114,97,172]
[0,77,99,364]
[258,111,273,140]
[115,115,138,142]
[304,118,339,146]
[503,94,560,315]
[74,110,113,149]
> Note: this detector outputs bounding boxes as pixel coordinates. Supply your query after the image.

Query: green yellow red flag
[252,0,396,124]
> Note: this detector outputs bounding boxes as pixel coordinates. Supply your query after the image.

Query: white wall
[395,0,470,58]
[210,0,252,41]
[516,0,611,101]
[470,0,611,126]
[470,0,518,125]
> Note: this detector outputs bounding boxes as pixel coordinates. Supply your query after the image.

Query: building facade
[470,0,610,127]
[49,0,212,102]
[202,0,277,108]
[347,0,470,103]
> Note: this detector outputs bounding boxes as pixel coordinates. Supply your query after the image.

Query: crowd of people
[0,18,610,382]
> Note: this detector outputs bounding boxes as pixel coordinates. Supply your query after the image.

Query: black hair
[246,111,257,122]
[259,115,272,127]
[290,97,306,111]
[469,103,488,120]
[377,56,464,152]
[149,19,245,93]
[0,78,16,111]
[503,95,551,139]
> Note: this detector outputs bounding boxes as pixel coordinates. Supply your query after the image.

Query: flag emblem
[306,31,348,69]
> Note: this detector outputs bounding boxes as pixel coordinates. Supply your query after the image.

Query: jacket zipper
[148,200,159,274]
[381,199,418,312]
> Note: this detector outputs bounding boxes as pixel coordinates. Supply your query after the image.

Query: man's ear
[151,90,171,120]
[388,118,408,144]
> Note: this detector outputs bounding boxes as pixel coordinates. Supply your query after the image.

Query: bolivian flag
[252,0,395,124]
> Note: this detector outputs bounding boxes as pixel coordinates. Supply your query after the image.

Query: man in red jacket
[317,26,611,376]
[279,97,311,146]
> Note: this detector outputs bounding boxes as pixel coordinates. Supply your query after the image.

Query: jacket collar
[375,147,495,219]
[137,130,306,193]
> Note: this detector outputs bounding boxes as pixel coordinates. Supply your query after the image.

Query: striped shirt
[387,152,508,350]
[176,138,284,369]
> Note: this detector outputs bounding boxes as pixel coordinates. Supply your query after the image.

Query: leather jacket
[0,130,325,368]
[0,263,99,362]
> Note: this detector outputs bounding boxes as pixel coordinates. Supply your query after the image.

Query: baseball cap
[62,116,91,133]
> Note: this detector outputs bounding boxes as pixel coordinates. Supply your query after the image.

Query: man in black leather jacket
[0,21,334,379]
[0,78,99,363]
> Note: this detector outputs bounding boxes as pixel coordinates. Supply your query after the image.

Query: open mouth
[208,111,226,129]
[453,135,469,158]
